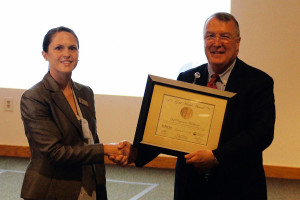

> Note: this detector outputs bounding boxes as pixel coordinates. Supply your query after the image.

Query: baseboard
[0,145,30,158]
[263,165,300,180]
[1,144,299,180]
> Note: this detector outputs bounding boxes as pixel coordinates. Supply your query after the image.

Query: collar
[207,59,236,86]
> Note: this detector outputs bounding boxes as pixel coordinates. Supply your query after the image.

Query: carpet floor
[0,157,299,200]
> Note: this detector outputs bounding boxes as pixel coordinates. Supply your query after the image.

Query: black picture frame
[133,75,236,156]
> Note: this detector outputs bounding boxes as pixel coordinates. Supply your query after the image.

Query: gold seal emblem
[180,107,193,119]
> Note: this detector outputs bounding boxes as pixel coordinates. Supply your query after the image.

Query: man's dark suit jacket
[20,72,107,200]
[135,58,275,200]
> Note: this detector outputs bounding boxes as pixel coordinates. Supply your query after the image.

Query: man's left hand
[185,149,219,173]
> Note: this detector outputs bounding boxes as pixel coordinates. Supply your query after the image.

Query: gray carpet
[0,157,299,200]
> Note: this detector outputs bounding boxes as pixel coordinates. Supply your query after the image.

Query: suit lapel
[225,58,244,93]
[199,65,209,86]
[52,91,81,130]
[72,82,96,141]
[42,73,82,134]
[72,83,87,118]
[183,64,209,85]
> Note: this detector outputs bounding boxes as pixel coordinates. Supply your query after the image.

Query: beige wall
[0,88,25,146]
[0,88,142,147]
[231,0,300,167]
[1,0,300,168]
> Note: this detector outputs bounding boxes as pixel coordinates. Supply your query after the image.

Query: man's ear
[42,51,48,61]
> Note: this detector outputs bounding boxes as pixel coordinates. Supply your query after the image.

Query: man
[116,12,275,200]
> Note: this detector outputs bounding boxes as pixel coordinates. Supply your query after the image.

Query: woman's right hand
[106,141,137,167]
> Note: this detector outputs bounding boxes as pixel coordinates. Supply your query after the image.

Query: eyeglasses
[204,33,238,43]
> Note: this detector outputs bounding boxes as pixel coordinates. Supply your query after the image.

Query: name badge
[78,98,89,107]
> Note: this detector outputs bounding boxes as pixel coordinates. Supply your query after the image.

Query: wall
[0,88,142,147]
[231,0,300,167]
[1,0,300,168]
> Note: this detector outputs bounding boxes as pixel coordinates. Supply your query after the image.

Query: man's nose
[213,36,222,46]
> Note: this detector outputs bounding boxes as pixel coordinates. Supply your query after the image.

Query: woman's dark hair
[42,26,79,53]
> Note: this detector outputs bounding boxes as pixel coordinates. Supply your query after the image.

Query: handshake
[104,141,137,167]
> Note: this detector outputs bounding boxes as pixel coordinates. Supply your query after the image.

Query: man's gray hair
[204,12,240,37]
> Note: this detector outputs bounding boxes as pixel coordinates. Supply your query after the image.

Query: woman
[20,26,124,200]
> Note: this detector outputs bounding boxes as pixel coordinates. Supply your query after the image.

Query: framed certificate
[134,75,236,156]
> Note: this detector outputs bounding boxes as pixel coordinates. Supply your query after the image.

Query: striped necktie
[207,74,219,89]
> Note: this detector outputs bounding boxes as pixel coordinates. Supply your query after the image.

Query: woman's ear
[42,51,48,61]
